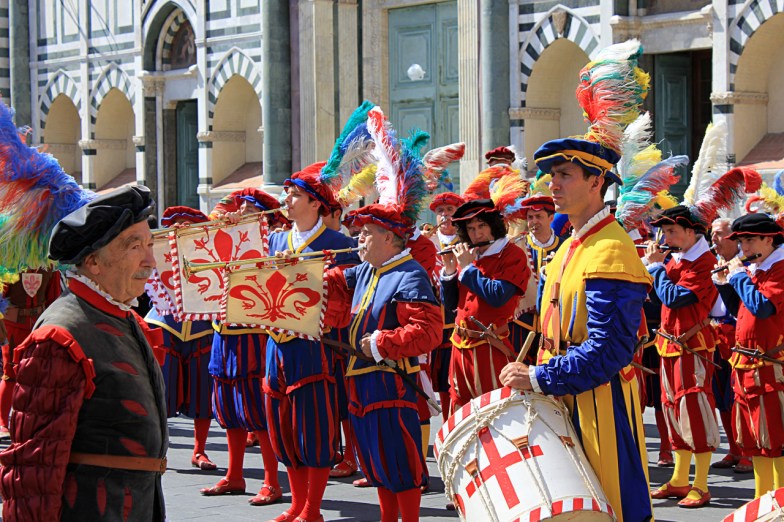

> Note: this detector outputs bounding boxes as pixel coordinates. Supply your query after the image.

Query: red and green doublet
[0,278,167,521]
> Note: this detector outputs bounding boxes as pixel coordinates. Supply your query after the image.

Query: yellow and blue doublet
[535,209,653,522]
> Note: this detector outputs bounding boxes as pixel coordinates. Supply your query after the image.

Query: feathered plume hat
[615,112,686,232]
[452,164,529,223]
[0,100,95,277]
[651,121,761,233]
[349,106,429,238]
[744,170,784,227]
[286,101,376,213]
[424,141,466,211]
[534,40,650,185]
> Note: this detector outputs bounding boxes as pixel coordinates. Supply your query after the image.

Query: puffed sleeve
[0,334,87,522]
[323,266,356,329]
[533,278,648,396]
[648,264,698,309]
[729,271,778,319]
[374,301,443,360]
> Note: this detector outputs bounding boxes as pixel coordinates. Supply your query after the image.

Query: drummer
[500,136,654,522]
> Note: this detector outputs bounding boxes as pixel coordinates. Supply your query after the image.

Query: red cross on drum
[434,387,616,521]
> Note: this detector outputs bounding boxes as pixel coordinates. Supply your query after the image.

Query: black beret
[49,185,155,264]
[727,213,784,244]
[452,199,497,222]
[650,205,706,232]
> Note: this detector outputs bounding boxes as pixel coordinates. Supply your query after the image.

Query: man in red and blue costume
[200,189,286,506]
[644,205,720,507]
[0,186,168,521]
[714,213,784,498]
[323,203,442,522]
[501,137,654,522]
[508,194,563,362]
[441,198,530,410]
[145,206,217,471]
[265,162,360,522]
[429,192,463,421]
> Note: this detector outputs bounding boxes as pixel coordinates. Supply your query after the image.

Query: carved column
[480,0,509,153]
[458,0,481,187]
[263,0,292,187]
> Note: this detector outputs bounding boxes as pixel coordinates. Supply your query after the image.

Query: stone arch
[156,8,194,71]
[728,0,783,89]
[518,5,599,107]
[207,48,262,129]
[39,70,81,131]
[90,63,135,133]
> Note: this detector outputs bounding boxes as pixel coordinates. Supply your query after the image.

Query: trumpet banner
[146,230,181,318]
[221,258,328,340]
[171,215,269,321]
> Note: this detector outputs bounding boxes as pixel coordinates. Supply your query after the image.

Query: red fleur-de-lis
[229,271,320,322]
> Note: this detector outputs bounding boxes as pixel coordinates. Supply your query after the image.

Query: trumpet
[710,253,761,274]
[182,247,363,278]
[152,207,287,237]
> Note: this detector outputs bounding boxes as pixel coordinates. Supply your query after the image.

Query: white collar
[750,245,784,274]
[66,270,137,311]
[572,206,611,241]
[477,237,508,259]
[437,231,458,246]
[381,248,411,267]
[292,217,324,249]
[672,236,710,263]
[410,227,421,241]
[530,230,556,248]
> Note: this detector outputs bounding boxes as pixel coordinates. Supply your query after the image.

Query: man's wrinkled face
[357,223,395,267]
[434,204,458,235]
[88,220,155,304]
[526,209,554,240]
[711,221,738,260]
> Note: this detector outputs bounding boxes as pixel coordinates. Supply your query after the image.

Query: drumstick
[516,332,536,363]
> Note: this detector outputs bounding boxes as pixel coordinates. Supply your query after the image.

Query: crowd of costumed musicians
[0,39,782,522]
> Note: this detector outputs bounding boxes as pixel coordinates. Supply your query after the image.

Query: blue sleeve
[729,271,776,319]
[649,264,698,309]
[459,265,518,308]
[716,283,740,317]
[441,273,459,313]
[534,279,648,396]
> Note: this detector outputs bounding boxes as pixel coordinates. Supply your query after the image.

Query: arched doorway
[523,39,588,165]
[733,13,784,167]
[210,76,263,191]
[42,94,81,182]
[93,88,135,191]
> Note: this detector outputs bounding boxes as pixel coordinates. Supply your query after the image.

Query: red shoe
[678,487,711,508]
[266,511,297,522]
[651,482,691,499]
[711,454,740,469]
[249,484,283,506]
[0,426,10,440]
[199,478,246,496]
[246,432,259,447]
[353,477,371,487]
[657,451,674,467]
[329,460,357,478]
[735,457,754,473]
[294,517,324,522]
[191,453,217,471]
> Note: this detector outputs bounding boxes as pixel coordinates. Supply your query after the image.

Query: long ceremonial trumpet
[182,247,363,278]
[152,207,287,237]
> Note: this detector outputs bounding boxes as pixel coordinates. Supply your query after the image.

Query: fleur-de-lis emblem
[188,228,261,299]
[229,271,321,321]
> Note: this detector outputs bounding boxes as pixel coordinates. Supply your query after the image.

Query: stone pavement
[0,407,757,521]
[158,407,757,522]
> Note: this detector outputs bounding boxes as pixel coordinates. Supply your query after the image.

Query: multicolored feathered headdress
[744,170,784,228]
[423,142,465,193]
[453,167,529,223]
[652,121,762,232]
[535,39,649,185]
[286,101,376,212]
[615,112,685,231]
[350,106,429,237]
[0,100,95,275]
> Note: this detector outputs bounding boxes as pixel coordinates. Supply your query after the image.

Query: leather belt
[662,317,711,345]
[3,306,45,322]
[69,452,167,474]
[454,324,513,358]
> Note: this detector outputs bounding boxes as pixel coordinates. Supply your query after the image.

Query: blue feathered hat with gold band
[535,39,650,186]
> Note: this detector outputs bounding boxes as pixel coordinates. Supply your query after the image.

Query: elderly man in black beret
[0,185,168,522]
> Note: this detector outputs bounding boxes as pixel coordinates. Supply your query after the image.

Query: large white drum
[434,387,615,522]
[723,488,784,522]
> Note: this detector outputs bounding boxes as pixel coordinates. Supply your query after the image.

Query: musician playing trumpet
[713,213,784,498]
